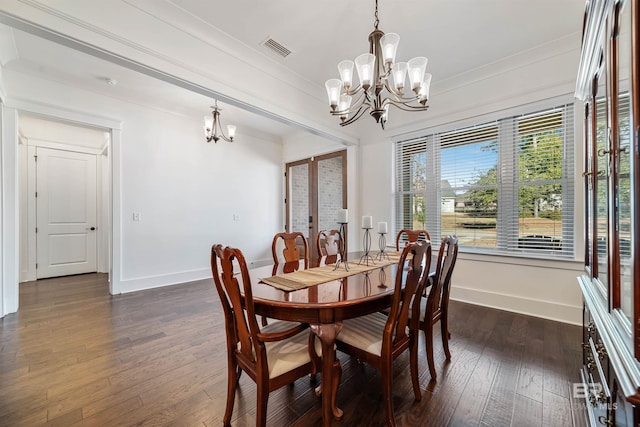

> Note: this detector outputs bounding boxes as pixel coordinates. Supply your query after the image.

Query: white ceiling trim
[123,0,322,101]
[0,3,359,145]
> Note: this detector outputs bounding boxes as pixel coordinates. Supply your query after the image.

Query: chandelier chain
[374,0,379,29]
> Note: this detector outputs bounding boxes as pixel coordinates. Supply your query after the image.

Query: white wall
[1,103,19,316]
[4,69,284,299]
[358,35,585,325]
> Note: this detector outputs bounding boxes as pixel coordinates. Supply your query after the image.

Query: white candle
[337,208,348,223]
[362,215,373,229]
[378,222,388,234]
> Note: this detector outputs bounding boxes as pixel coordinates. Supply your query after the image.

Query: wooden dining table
[244,256,403,427]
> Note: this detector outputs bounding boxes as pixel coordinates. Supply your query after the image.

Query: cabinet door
[585,101,595,277]
[612,0,634,326]
[594,54,610,294]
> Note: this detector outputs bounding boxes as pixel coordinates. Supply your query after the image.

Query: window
[394,103,574,259]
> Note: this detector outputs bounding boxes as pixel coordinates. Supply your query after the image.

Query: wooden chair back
[384,241,431,352]
[395,229,431,251]
[425,236,459,322]
[419,235,459,380]
[272,232,309,273]
[316,229,342,265]
[211,244,262,367]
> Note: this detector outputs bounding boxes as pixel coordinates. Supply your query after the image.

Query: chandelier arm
[381,80,422,102]
[215,121,234,143]
[344,84,363,95]
[339,105,370,127]
[383,98,430,112]
[330,91,369,116]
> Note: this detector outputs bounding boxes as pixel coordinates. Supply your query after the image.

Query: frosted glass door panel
[288,162,310,237]
[317,156,343,232]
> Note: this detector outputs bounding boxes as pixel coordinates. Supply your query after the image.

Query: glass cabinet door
[584,102,595,277]
[613,0,633,324]
[594,57,609,293]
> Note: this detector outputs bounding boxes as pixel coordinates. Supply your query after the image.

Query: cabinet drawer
[582,336,611,425]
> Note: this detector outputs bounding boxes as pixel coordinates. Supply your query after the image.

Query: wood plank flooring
[0,273,587,426]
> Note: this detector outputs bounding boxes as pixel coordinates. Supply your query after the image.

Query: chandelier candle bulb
[419,73,432,102]
[362,216,373,229]
[338,209,349,224]
[227,125,236,140]
[380,33,400,65]
[378,222,388,234]
[355,53,375,88]
[338,60,354,89]
[392,62,408,92]
[407,57,428,92]
[325,79,342,109]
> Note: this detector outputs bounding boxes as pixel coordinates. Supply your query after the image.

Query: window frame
[393,101,575,260]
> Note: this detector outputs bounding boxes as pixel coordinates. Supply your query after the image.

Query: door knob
[88,227,96,231]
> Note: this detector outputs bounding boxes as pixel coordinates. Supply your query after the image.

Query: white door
[36,147,97,278]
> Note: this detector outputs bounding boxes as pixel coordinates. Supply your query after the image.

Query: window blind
[393,102,575,259]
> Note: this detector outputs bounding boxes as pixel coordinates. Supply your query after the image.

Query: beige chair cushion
[260,319,302,332]
[261,322,322,379]
[336,312,388,357]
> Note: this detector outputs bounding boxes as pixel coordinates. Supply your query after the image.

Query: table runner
[260,252,403,292]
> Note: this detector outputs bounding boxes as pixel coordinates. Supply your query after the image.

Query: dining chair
[272,231,309,274]
[211,244,321,427]
[334,241,432,427]
[395,229,431,251]
[415,235,459,380]
[316,229,342,266]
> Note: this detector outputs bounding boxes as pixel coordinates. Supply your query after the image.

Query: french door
[286,150,347,262]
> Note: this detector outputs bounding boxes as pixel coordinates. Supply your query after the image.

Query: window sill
[457,251,583,271]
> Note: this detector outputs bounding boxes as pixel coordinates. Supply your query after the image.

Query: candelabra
[359,227,376,266]
[376,232,390,261]
[334,222,350,271]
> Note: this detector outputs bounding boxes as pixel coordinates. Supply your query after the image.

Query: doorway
[286,150,347,262]
[19,114,110,282]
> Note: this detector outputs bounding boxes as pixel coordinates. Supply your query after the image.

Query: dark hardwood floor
[0,273,586,426]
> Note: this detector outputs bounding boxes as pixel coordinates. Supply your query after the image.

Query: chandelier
[203,100,236,143]
[324,0,431,129]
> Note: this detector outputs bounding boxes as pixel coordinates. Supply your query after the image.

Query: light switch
[133,212,141,221]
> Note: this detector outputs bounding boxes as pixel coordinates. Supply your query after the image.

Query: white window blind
[393,103,575,259]
[395,138,428,232]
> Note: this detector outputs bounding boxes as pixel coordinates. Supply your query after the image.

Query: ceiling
[1,0,586,140]
[177,0,585,87]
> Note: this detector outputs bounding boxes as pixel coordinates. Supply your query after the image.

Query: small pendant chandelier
[204,100,236,143]
[324,0,431,129]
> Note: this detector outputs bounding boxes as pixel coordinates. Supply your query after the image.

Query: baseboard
[116,268,211,294]
[115,257,274,294]
[451,286,582,325]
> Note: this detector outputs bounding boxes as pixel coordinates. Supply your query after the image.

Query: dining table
[242,253,407,427]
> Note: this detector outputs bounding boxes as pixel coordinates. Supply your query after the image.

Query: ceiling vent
[261,37,292,58]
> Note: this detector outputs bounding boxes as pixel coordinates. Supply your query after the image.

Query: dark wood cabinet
[576,0,640,425]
